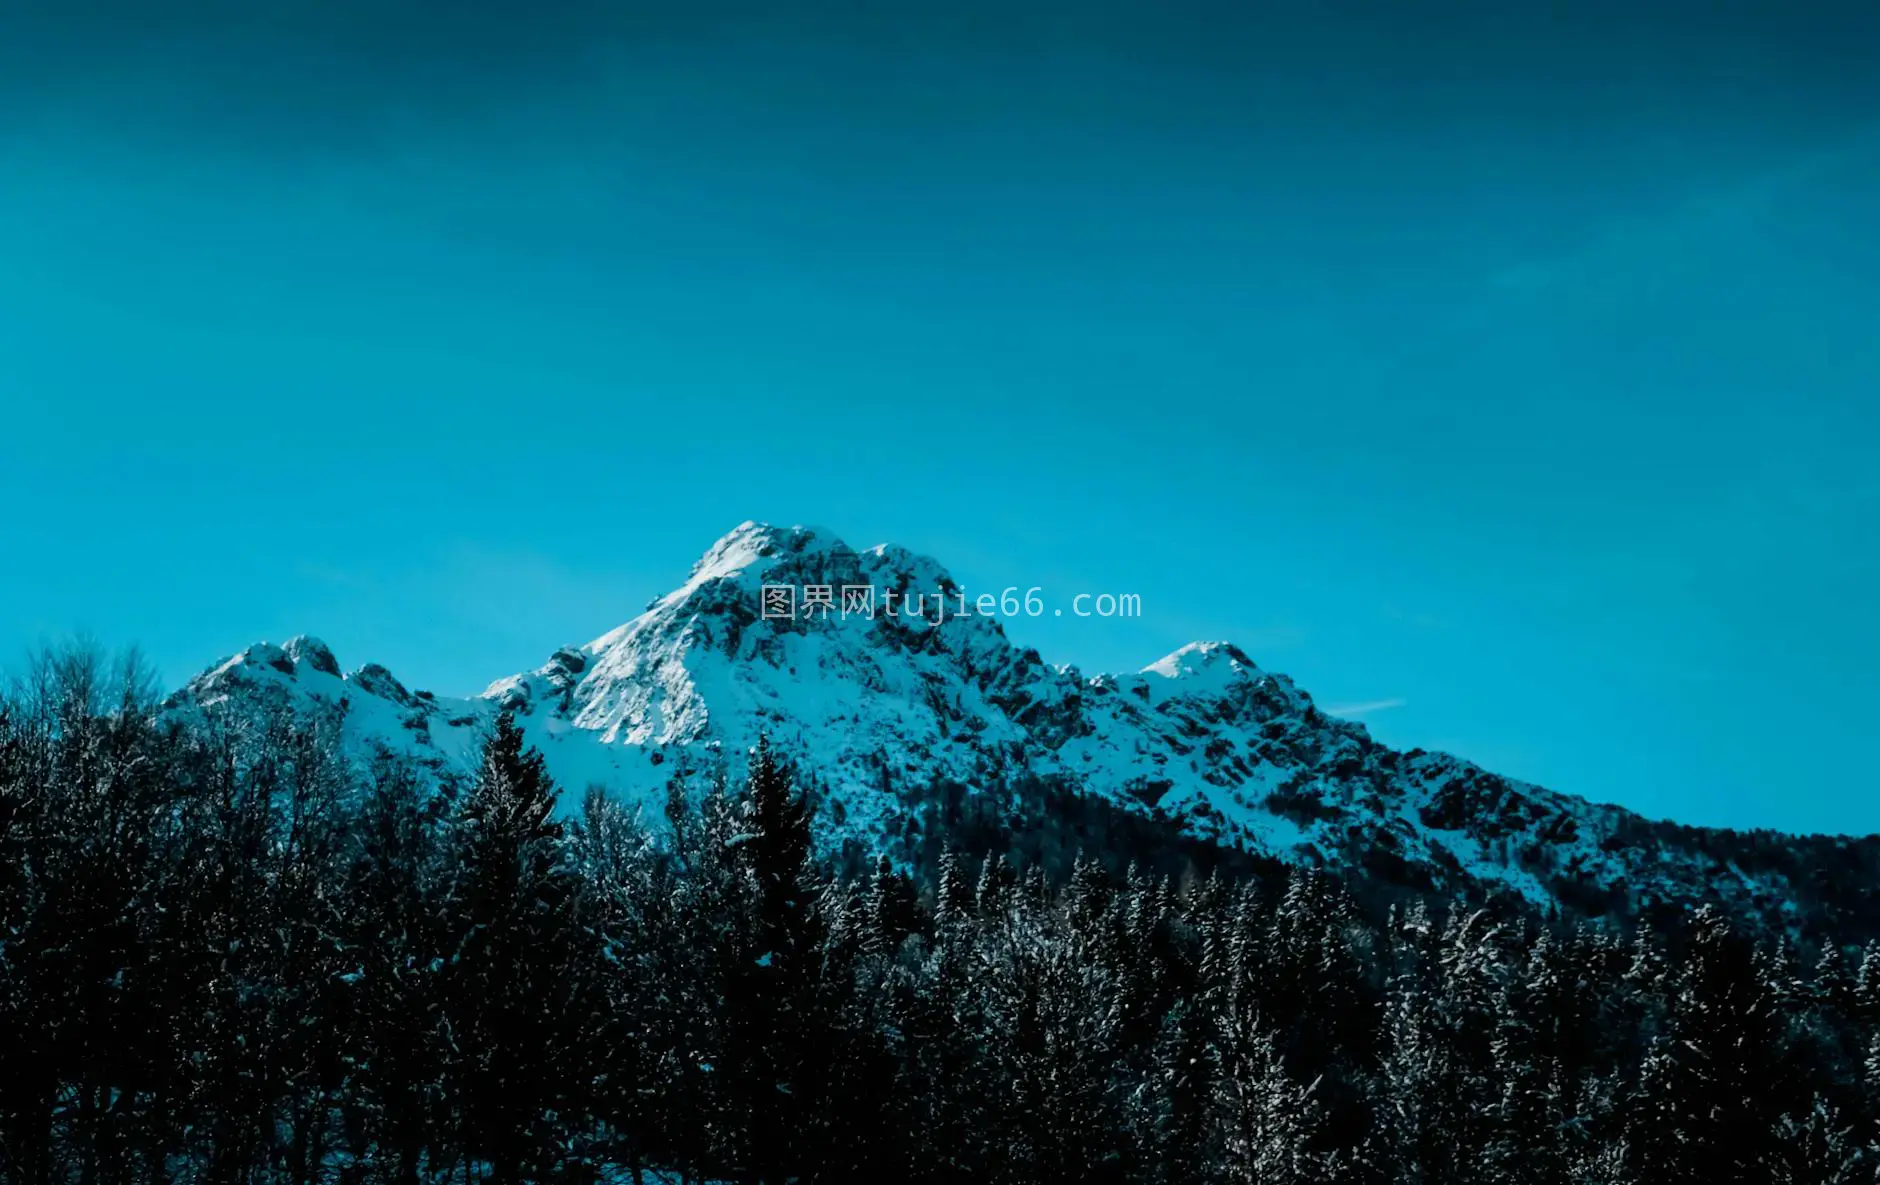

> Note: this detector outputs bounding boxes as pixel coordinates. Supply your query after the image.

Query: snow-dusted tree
[1625,907,1790,1183]
[932,846,969,927]
[1769,1096,1865,1185]
[1129,999,1215,1185]
[722,735,825,1184]
[975,851,1015,916]
[864,853,919,955]
[438,710,582,1184]
[1210,1024,1326,1185]
[339,752,448,1185]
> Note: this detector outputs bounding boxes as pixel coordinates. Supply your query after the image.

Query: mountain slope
[167,521,1870,934]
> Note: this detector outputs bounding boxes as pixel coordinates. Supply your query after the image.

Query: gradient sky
[2,1,1876,834]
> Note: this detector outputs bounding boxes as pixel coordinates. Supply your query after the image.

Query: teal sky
[2,1,1876,834]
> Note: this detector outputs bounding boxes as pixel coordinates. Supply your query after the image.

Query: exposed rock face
[165,521,1855,929]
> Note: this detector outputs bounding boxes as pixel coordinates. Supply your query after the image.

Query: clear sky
[2,0,1875,834]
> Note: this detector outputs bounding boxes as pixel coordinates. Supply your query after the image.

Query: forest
[2,646,1876,1184]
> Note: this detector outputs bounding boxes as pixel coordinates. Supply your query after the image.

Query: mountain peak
[687,521,846,584]
[165,522,1703,922]
[1144,640,1258,679]
[282,634,341,677]
[152,522,1875,945]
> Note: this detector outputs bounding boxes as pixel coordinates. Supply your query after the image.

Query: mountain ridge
[165,520,1876,936]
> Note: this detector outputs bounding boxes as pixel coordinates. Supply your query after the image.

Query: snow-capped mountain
[167,522,1840,927]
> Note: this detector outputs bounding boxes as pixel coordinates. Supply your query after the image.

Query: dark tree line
[3,647,1879,1183]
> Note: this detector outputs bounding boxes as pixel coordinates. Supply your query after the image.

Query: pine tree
[1485,931,1577,1185]
[1854,941,1880,1028]
[724,735,823,1184]
[12,672,1880,1185]
[1128,1000,1211,1184]
[1628,907,1790,1183]
[439,711,581,1184]
[1376,963,1444,1184]
[978,913,1127,1185]
[934,847,968,927]
[1815,942,1854,1014]
[341,754,447,1185]
[865,854,919,955]
[975,853,1014,917]
[569,785,660,1184]
[740,736,815,971]
[1211,1025,1326,1185]
[1769,1096,1865,1184]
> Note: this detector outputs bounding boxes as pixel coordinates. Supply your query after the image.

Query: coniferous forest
[4,648,1879,1184]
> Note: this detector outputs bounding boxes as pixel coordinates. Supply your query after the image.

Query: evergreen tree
[1211,1026,1326,1185]
[1627,907,1789,1183]
[569,785,661,1183]
[341,754,448,1184]
[934,846,969,926]
[1130,1000,1214,1185]
[1769,1096,1865,1184]
[1854,941,1880,1029]
[724,735,823,1184]
[976,852,1015,916]
[438,710,581,1184]
[864,854,919,955]
[9,664,1880,1185]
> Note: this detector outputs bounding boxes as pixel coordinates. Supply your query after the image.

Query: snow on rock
[164,522,1783,914]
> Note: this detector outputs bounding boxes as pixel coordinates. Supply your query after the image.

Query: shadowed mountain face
[169,521,1880,937]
